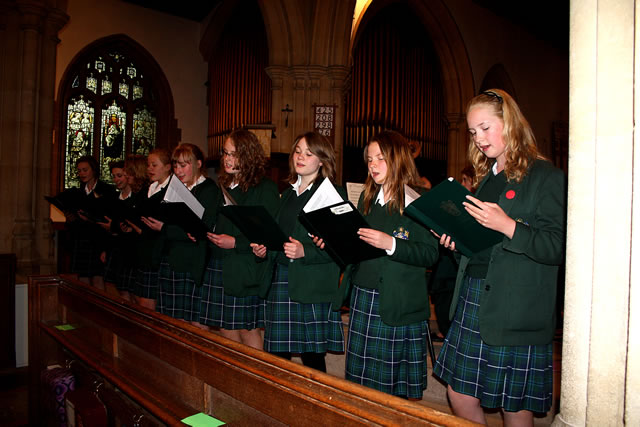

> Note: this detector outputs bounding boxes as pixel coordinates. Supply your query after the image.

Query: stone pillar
[445,113,466,177]
[328,65,349,184]
[34,8,68,275]
[13,2,47,276]
[265,66,287,153]
[552,0,637,425]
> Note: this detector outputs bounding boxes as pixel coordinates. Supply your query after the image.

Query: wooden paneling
[28,275,477,426]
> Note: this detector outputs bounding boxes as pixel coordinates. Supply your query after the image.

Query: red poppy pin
[506,190,516,200]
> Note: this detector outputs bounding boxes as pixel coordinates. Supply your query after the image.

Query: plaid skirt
[133,268,160,299]
[199,257,265,330]
[119,265,137,293]
[157,259,201,322]
[263,264,344,354]
[104,252,135,292]
[345,285,428,399]
[70,238,104,277]
[433,276,553,413]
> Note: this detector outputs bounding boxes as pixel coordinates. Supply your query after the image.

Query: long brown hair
[286,131,337,185]
[361,130,420,215]
[467,89,542,186]
[125,154,149,193]
[218,129,267,191]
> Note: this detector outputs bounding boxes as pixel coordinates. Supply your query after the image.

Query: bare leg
[191,321,210,330]
[219,329,242,343]
[105,282,120,297]
[239,329,263,350]
[118,290,132,302]
[91,275,105,291]
[503,409,533,427]
[447,385,487,425]
[135,296,157,311]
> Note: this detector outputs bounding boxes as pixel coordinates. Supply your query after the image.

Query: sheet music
[302,177,344,213]
[163,175,205,219]
[404,184,421,207]
[346,182,365,207]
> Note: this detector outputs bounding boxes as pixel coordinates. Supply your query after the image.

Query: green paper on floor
[181,412,225,426]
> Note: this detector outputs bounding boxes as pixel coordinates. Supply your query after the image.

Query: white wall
[55,0,209,151]
[444,0,569,157]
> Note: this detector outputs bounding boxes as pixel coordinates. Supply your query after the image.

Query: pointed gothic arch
[54,34,177,189]
[352,0,475,176]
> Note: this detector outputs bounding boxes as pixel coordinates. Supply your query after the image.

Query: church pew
[29,274,476,426]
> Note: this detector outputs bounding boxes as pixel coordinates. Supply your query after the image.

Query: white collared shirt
[84,181,96,195]
[148,175,171,197]
[292,175,314,196]
[187,175,206,191]
[375,187,397,256]
[119,191,131,201]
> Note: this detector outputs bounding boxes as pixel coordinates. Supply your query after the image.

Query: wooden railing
[29,275,477,426]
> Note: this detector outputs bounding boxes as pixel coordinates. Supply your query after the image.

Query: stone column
[328,65,349,184]
[34,8,68,275]
[552,0,637,425]
[265,65,287,153]
[445,113,466,177]
[13,2,47,277]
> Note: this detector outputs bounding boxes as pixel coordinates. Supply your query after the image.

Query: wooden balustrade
[29,274,476,426]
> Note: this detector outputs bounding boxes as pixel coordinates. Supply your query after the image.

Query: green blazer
[162,178,221,286]
[212,177,280,297]
[340,191,439,327]
[259,182,346,305]
[450,159,566,346]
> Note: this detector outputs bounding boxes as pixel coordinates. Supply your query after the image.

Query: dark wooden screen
[206,0,271,159]
[344,3,448,184]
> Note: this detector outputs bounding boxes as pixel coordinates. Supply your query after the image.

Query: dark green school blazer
[212,177,280,297]
[449,159,567,346]
[258,183,346,306]
[339,191,439,327]
[162,178,221,286]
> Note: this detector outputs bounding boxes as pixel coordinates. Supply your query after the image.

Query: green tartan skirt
[263,264,344,354]
[199,257,265,330]
[345,285,428,399]
[433,275,553,413]
[133,267,159,299]
[157,259,201,322]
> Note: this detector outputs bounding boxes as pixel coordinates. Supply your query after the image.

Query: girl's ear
[196,160,202,170]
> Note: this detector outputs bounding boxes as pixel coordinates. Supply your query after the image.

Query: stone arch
[352,0,475,175]
[480,63,518,101]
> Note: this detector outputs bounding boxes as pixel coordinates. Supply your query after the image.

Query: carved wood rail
[29,275,477,426]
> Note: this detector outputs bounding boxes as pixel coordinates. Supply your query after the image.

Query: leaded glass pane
[133,107,156,156]
[119,82,129,98]
[65,96,94,189]
[86,74,97,93]
[101,76,112,95]
[99,101,126,182]
[72,75,79,88]
[95,59,105,73]
[127,66,136,79]
[133,83,143,100]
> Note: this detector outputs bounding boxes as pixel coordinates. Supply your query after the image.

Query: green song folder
[404,178,503,257]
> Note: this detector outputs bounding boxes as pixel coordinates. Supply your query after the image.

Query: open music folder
[404,177,503,257]
[156,176,212,239]
[220,205,287,251]
[297,178,385,268]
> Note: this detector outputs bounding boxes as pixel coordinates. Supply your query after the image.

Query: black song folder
[220,205,287,251]
[404,178,503,257]
[298,200,385,268]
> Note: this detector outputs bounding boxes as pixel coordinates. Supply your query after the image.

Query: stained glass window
[133,107,156,156]
[99,101,127,180]
[61,45,160,188]
[64,96,94,188]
